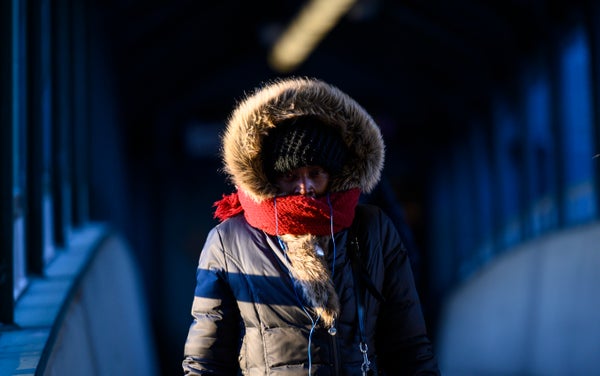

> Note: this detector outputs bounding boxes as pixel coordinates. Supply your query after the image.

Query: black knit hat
[262,116,348,180]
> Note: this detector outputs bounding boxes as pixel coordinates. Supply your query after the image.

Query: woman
[182,77,440,375]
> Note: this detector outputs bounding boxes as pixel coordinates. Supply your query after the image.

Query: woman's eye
[310,168,326,178]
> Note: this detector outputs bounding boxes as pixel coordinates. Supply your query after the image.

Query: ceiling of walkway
[99,0,585,170]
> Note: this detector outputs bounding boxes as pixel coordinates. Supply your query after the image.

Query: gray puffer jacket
[182,204,439,375]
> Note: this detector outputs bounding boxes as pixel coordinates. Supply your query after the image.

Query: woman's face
[274,165,330,198]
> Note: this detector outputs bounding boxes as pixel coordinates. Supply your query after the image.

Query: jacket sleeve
[374,209,440,375]
[183,226,241,375]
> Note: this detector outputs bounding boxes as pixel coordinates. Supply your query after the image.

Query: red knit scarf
[213,188,361,236]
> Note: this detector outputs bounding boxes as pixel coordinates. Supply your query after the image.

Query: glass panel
[492,97,523,249]
[470,124,494,263]
[52,4,72,247]
[559,25,597,223]
[428,158,458,296]
[524,68,559,235]
[40,0,55,263]
[12,0,27,299]
[453,140,477,278]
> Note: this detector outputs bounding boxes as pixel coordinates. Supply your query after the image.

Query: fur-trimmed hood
[221,77,385,202]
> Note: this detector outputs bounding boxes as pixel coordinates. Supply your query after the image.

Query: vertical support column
[51,0,72,247]
[0,0,16,324]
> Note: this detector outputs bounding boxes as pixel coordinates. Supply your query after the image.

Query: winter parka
[182,77,440,375]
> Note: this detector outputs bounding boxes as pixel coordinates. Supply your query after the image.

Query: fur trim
[221,77,385,202]
[280,234,339,328]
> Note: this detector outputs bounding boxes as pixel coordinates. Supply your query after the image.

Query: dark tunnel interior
[3,1,600,375]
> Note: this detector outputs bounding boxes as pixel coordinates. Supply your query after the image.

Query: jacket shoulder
[353,203,406,255]
[354,203,391,228]
[207,215,257,252]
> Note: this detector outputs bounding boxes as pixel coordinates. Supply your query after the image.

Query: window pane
[12,0,27,299]
[52,4,72,246]
[524,69,559,235]
[492,97,523,249]
[429,159,458,294]
[452,139,477,278]
[40,0,54,260]
[559,26,597,223]
[29,0,56,268]
[470,124,494,263]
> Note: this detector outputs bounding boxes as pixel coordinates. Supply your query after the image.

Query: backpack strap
[347,213,385,304]
[347,212,384,375]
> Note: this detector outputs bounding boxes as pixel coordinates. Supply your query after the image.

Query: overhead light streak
[268,0,357,73]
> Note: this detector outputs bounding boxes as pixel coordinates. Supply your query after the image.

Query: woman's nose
[296,176,314,196]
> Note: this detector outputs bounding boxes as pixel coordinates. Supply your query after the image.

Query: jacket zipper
[331,331,340,375]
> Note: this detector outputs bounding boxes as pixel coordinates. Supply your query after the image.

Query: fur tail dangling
[280,234,340,328]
